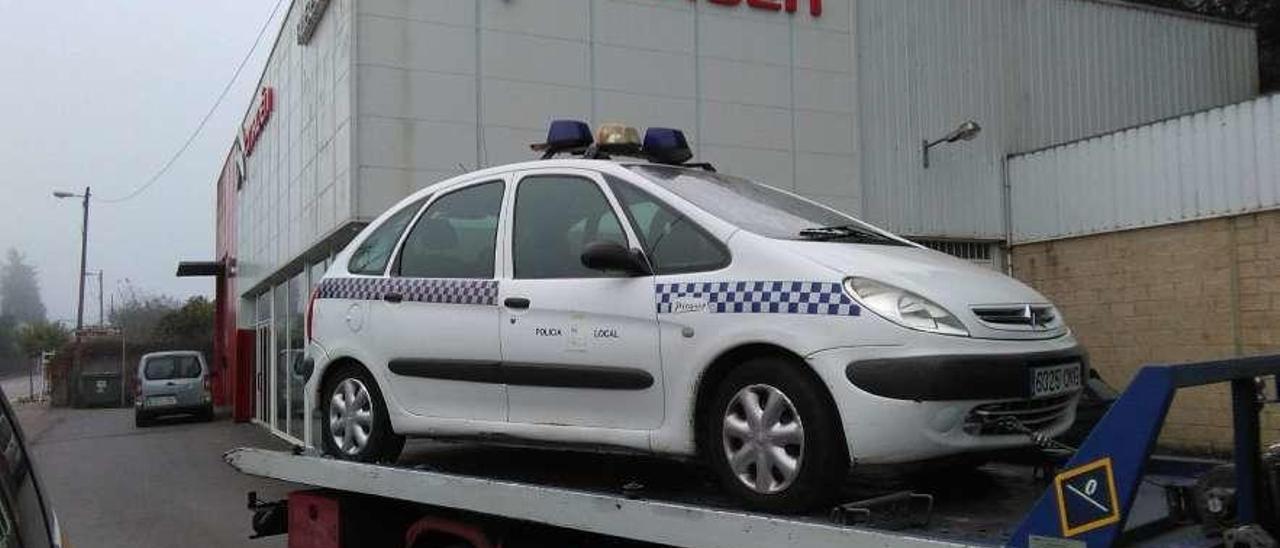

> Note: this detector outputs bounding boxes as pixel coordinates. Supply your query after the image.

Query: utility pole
[54,187,91,397]
[74,188,90,336]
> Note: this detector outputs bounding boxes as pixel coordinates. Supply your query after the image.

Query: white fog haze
[0,1,283,324]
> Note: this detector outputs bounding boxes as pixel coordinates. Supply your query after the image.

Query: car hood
[785,241,1065,339]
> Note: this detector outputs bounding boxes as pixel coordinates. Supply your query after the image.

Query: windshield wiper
[798,225,904,245]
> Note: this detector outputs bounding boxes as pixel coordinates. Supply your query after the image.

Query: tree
[16,321,69,358]
[0,249,46,325]
[109,289,179,342]
[0,315,17,361]
[155,296,215,348]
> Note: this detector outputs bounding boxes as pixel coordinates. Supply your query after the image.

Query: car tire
[700,356,849,513]
[135,412,151,428]
[320,363,404,463]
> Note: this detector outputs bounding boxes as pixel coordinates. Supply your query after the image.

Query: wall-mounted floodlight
[922,120,982,168]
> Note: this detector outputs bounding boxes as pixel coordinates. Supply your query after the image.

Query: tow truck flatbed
[228,355,1280,548]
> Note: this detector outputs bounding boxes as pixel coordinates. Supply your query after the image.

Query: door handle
[383,292,404,304]
[503,297,531,310]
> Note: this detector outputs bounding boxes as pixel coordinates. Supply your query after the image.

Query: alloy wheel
[329,377,374,455]
[721,384,805,494]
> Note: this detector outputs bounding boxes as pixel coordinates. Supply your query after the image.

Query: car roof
[140,351,203,359]
[413,158,677,198]
[374,158,688,224]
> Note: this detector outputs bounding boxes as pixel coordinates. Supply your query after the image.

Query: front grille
[963,393,1076,436]
[972,305,1057,329]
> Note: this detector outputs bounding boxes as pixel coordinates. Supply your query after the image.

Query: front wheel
[701,357,849,513]
[320,364,404,463]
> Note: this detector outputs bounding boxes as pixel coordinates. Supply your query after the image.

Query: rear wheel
[320,364,404,463]
[134,412,151,428]
[700,357,849,513]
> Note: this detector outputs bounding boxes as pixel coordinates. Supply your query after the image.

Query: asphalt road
[14,405,297,548]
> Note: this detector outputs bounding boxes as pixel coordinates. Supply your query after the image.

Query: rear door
[369,178,508,421]
[499,169,663,429]
[140,354,204,408]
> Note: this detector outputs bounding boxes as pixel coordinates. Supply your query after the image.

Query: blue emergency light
[532,121,710,170]
[642,128,693,165]
[531,120,593,158]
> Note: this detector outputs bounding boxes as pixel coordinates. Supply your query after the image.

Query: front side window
[144,355,203,380]
[608,176,729,274]
[629,165,907,246]
[397,181,503,279]
[348,197,428,275]
[513,175,628,279]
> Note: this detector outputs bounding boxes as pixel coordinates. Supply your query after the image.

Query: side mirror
[581,241,651,276]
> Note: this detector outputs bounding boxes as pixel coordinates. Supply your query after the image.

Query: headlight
[844,277,969,336]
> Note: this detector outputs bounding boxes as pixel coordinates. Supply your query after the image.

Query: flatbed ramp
[229,356,1280,548]
[227,447,967,548]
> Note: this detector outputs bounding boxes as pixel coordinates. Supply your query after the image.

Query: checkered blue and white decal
[317,277,499,306]
[656,281,860,316]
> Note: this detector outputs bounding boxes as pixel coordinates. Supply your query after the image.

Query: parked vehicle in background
[0,385,65,547]
[134,351,214,427]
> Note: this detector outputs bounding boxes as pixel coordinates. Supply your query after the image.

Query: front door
[370,179,508,421]
[499,170,663,429]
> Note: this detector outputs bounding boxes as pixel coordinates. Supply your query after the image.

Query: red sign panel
[698,0,822,16]
[241,87,275,157]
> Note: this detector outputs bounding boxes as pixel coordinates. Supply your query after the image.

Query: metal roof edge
[1077,0,1256,30]
[1007,91,1280,160]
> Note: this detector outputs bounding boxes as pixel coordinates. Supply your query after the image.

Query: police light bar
[531,120,593,158]
[642,128,693,165]
[594,123,642,155]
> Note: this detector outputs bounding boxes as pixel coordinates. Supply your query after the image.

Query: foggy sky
[0,1,283,325]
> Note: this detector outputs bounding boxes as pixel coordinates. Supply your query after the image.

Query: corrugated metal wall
[856,0,1257,240]
[1009,93,1280,243]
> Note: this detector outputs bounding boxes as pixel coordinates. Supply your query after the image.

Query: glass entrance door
[255,321,271,423]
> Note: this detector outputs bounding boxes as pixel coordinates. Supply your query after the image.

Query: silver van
[133,351,214,427]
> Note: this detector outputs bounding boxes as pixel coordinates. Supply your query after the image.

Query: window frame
[390,179,507,280]
[346,196,431,277]
[604,174,733,275]
[505,168,645,281]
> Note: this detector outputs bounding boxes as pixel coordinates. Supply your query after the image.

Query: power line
[99,0,286,204]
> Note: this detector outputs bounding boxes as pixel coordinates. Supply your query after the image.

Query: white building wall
[1009,93,1280,243]
[352,0,862,221]
[856,0,1256,240]
[231,0,1259,292]
[236,0,355,294]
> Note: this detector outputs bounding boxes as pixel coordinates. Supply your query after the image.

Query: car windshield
[144,355,203,380]
[629,165,908,245]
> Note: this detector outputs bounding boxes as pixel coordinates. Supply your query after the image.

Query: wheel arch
[691,342,847,459]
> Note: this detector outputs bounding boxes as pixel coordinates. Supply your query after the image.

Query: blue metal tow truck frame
[228,354,1280,548]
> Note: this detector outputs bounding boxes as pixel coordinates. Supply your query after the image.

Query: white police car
[305,121,1085,512]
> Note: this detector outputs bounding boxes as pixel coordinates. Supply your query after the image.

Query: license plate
[147,396,178,407]
[1030,363,1082,399]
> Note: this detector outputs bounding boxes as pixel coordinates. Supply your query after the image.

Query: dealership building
[184,0,1263,448]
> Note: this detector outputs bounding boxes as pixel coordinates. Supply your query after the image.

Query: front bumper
[807,335,1085,464]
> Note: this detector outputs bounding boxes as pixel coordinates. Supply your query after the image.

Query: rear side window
[608,176,729,274]
[348,197,428,275]
[397,181,504,279]
[144,356,203,380]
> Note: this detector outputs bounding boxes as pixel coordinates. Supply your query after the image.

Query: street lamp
[52,189,90,338]
[922,120,982,168]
